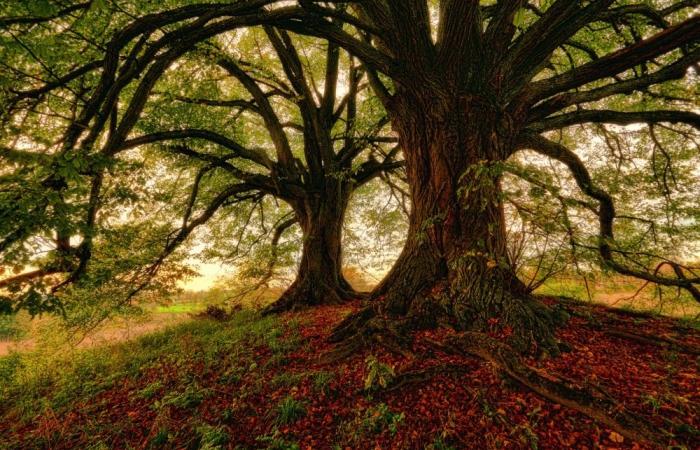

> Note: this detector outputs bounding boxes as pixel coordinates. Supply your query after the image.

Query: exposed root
[605,328,700,355]
[384,363,473,392]
[467,295,566,357]
[261,279,357,316]
[330,285,567,358]
[322,313,414,363]
[328,305,378,343]
[433,332,665,445]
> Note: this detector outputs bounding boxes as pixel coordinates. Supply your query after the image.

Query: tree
[0,6,399,314]
[1,0,698,341]
[2,0,699,443]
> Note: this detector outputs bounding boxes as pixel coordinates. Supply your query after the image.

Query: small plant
[220,407,235,423]
[197,424,229,449]
[365,403,404,435]
[218,365,244,384]
[138,380,163,399]
[514,424,539,450]
[426,437,457,450]
[312,371,335,395]
[274,396,306,425]
[337,403,405,444]
[642,394,662,412]
[271,372,305,389]
[155,384,207,410]
[197,305,232,321]
[150,428,170,447]
[256,429,301,450]
[265,353,289,368]
[364,355,395,391]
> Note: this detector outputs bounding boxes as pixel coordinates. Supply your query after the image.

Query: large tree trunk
[335,88,562,353]
[263,180,358,314]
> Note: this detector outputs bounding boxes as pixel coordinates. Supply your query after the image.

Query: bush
[197,305,232,322]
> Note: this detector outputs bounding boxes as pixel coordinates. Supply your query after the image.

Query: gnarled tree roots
[329,284,568,358]
[262,277,360,316]
[425,332,664,445]
[326,288,665,445]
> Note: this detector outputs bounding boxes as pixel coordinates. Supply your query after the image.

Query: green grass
[154,303,205,314]
[0,314,26,340]
[311,370,335,394]
[271,372,306,389]
[0,309,281,424]
[536,275,700,319]
[274,396,306,425]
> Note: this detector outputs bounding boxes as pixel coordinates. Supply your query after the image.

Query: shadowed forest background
[0,0,699,448]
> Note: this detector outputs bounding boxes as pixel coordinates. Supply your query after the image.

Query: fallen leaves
[2,300,698,449]
[610,431,625,443]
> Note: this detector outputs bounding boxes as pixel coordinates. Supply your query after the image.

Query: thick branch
[519,133,700,302]
[217,54,296,170]
[504,0,615,93]
[529,16,700,101]
[531,47,700,119]
[528,110,700,132]
[120,129,273,169]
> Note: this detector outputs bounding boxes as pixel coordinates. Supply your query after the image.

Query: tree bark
[335,86,562,353]
[263,179,358,314]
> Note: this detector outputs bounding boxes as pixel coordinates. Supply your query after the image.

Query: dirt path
[0,313,190,357]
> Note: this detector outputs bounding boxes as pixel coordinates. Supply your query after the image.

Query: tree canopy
[0,0,698,345]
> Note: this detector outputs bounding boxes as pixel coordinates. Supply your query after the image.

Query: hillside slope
[0,300,698,449]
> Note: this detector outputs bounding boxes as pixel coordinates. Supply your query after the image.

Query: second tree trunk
[264,181,357,314]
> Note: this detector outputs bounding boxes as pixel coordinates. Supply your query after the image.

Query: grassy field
[536,274,700,323]
[0,291,217,358]
[0,309,286,448]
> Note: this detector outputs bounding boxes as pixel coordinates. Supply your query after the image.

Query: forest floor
[0,298,698,449]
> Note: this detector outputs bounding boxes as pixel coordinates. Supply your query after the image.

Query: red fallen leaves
[2,300,698,449]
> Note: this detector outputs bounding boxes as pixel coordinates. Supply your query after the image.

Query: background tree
[0,5,399,315]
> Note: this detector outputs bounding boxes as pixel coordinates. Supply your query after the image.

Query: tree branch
[519,132,700,302]
[530,47,700,119]
[528,110,700,132]
[528,15,700,102]
[120,129,273,169]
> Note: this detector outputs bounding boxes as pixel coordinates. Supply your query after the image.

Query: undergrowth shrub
[336,402,405,444]
[364,355,395,391]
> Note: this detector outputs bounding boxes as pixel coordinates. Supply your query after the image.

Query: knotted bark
[333,86,562,354]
